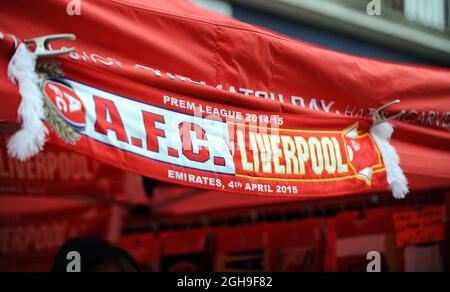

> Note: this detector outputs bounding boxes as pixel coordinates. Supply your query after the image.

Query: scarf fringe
[371,122,409,199]
[7,43,48,161]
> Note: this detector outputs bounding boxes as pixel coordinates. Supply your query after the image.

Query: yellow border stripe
[236,168,386,183]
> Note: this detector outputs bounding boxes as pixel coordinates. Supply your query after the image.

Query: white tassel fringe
[7,43,48,161]
[371,122,409,199]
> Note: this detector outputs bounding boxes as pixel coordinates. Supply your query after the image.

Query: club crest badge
[42,78,86,144]
[36,60,85,144]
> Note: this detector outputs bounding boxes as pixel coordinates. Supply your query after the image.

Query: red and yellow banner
[39,77,388,198]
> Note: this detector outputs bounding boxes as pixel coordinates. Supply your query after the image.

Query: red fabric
[0,134,132,198]
[160,229,210,256]
[0,33,19,125]
[446,192,450,271]
[336,208,394,238]
[215,225,270,254]
[159,229,213,272]
[393,205,445,248]
[0,195,113,272]
[335,208,394,272]
[116,233,161,272]
[265,219,324,272]
[151,185,306,217]
[0,0,449,198]
[323,218,337,272]
[214,224,270,272]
